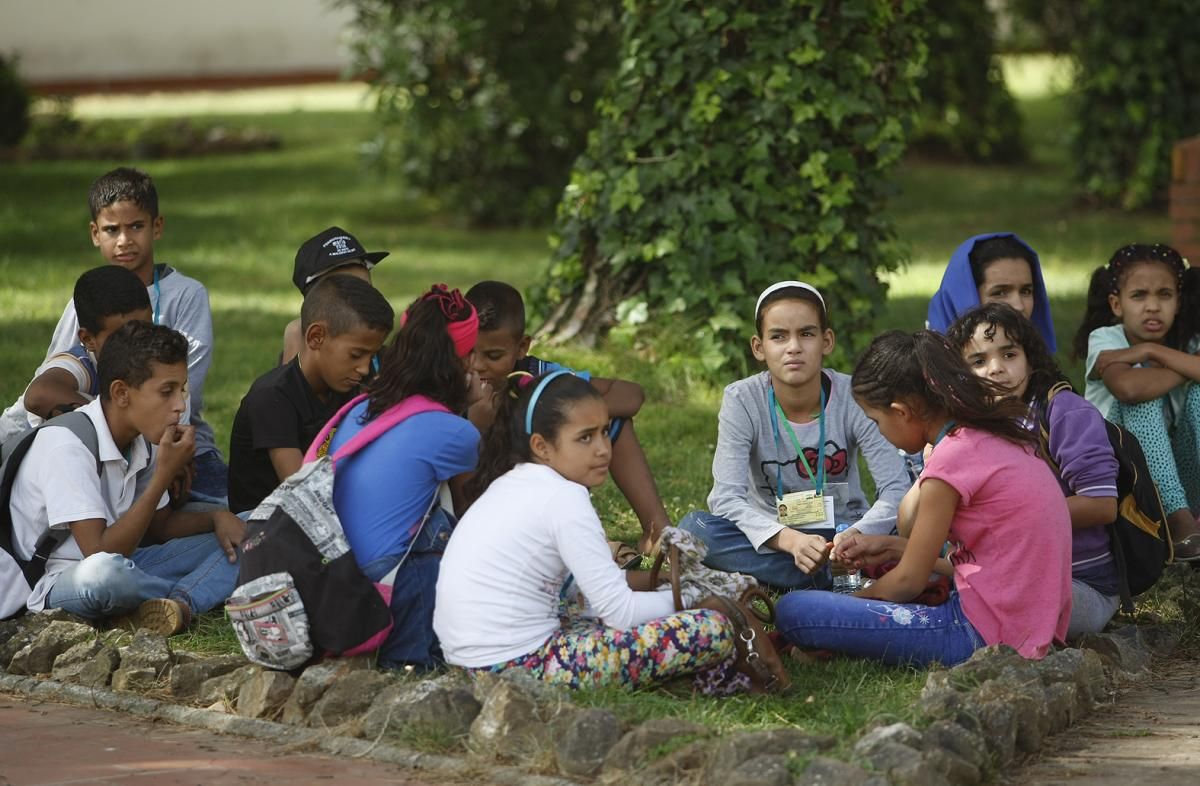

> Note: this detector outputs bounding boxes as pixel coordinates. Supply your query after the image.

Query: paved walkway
[1013,659,1200,784]
[0,694,463,785]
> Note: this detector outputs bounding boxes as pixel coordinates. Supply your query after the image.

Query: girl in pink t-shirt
[775,330,1072,665]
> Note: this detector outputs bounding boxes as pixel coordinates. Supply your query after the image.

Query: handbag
[649,540,791,693]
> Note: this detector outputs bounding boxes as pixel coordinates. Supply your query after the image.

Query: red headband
[399,284,480,358]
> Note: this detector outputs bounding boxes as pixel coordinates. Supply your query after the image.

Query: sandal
[1173,534,1200,562]
[608,540,642,570]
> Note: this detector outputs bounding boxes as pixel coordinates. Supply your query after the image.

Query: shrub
[532,0,927,374]
[911,0,1024,163]
[0,53,31,148]
[341,0,621,226]
[1071,0,1200,209]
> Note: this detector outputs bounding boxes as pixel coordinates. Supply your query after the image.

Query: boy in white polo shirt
[9,322,243,634]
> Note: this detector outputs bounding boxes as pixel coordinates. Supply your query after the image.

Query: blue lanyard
[768,383,826,499]
[933,420,956,447]
[152,265,161,325]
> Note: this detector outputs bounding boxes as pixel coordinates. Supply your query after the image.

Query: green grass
[0,64,1178,740]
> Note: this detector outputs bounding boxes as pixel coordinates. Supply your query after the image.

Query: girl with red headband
[325,284,486,670]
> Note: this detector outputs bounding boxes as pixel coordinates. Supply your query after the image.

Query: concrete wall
[0,0,355,89]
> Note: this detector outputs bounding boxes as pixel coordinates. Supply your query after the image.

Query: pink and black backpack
[227,394,449,670]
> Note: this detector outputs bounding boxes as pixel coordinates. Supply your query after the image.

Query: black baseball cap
[293,226,389,293]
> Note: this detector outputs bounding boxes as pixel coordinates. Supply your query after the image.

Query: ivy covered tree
[911,0,1024,163]
[341,0,621,225]
[533,0,927,372]
[1071,0,1200,209]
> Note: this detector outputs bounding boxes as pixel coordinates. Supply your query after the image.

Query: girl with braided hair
[774,330,1072,665]
[1074,243,1200,559]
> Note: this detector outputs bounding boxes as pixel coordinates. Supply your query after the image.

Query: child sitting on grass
[1074,243,1200,560]
[228,276,393,514]
[465,280,669,556]
[949,303,1121,638]
[2,265,150,436]
[31,168,228,504]
[782,330,1072,666]
[9,322,243,635]
[280,226,390,365]
[927,232,1057,352]
[678,281,909,590]
[435,371,736,689]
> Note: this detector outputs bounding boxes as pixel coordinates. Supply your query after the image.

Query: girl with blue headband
[435,371,739,689]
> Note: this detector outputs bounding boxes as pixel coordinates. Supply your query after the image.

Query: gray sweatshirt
[42,265,219,458]
[708,369,910,550]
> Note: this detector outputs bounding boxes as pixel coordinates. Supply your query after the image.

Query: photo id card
[776,490,835,528]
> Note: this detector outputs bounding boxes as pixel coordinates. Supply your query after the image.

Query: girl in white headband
[677,281,910,590]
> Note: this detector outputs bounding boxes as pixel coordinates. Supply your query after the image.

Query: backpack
[226,393,450,670]
[1039,382,1172,614]
[0,411,100,619]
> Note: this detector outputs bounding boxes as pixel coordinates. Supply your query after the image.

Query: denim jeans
[775,589,985,667]
[359,507,455,671]
[189,449,230,506]
[677,511,831,591]
[45,533,239,618]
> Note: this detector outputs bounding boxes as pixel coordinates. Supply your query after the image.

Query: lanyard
[768,383,825,499]
[933,420,956,447]
[152,265,162,325]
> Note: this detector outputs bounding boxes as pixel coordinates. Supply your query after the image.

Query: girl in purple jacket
[949,303,1121,637]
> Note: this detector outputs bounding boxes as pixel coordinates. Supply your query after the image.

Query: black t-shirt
[227,358,351,513]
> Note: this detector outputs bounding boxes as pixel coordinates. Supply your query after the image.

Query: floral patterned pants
[478,609,737,690]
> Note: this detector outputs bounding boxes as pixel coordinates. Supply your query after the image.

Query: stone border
[0,607,1170,786]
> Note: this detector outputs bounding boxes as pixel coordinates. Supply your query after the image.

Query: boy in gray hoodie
[678,282,909,590]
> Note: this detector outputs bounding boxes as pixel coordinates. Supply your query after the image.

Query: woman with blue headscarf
[927,232,1057,353]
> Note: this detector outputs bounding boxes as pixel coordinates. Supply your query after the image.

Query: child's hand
[776,528,832,573]
[168,460,195,510]
[212,511,246,563]
[833,533,904,569]
[155,425,196,483]
[465,373,498,430]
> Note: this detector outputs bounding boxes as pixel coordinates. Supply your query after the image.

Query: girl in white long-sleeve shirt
[434,371,736,689]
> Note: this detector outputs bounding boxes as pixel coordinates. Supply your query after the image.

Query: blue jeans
[189,449,230,506]
[360,507,455,671]
[775,589,984,667]
[677,511,831,591]
[45,533,239,618]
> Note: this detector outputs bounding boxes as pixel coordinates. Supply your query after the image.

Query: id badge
[777,490,836,529]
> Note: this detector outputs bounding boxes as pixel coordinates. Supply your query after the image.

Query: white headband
[754,281,826,322]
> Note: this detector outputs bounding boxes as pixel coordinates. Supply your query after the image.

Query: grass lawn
[0,63,1177,739]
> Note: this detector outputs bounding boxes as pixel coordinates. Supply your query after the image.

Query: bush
[911,0,1024,163]
[533,0,927,374]
[0,53,31,148]
[1071,0,1200,209]
[341,0,621,226]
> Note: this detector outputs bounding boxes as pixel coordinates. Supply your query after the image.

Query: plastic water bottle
[831,522,862,593]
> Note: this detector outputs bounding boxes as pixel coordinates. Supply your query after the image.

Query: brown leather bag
[650,544,791,693]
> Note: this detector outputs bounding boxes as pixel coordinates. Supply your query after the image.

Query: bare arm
[146,508,246,563]
[268,447,304,483]
[1094,345,1188,404]
[856,478,957,602]
[1067,495,1118,530]
[591,376,644,419]
[24,368,90,420]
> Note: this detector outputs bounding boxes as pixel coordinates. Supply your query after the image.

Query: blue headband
[525,370,572,435]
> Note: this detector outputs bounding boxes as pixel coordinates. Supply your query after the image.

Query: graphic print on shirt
[757,440,849,498]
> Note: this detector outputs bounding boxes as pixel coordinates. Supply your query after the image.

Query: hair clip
[506,370,535,399]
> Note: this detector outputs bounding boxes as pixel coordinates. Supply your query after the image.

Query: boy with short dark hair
[229,275,395,514]
[466,280,668,555]
[32,167,227,504]
[1,266,151,438]
[280,226,390,365]
[9,322,243,634]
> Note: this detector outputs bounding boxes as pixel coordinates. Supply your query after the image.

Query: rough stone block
[52,639,107,682]
[169,654,249,698]
[237,670,296,718]
[724,754,794,786]
[921,720,988,772]
[307,669,391,729]
[77,645,121,688]
[469,676,575,760]
[707,726,834,782]
[554,708,623,777]
[854,722,923,757]
[198,665,260,706]
[601,718,710,776]
[361,677,482,748]
[112,666,160,692]
[6,621,95,675]
[801,755,889,786]
[120,630,173,675]
[280,658,370,725]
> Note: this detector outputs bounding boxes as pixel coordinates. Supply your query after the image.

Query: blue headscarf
[926,232,1057,353]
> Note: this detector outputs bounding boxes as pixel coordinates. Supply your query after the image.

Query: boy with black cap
[280,226,389,365]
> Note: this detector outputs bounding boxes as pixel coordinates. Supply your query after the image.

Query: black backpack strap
[1,411,101,588]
